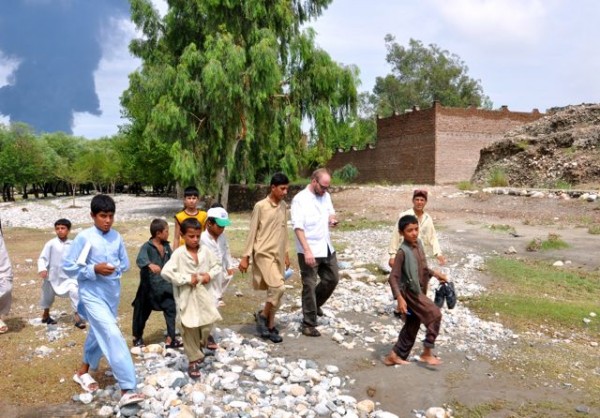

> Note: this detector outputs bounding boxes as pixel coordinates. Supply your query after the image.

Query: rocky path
[3,191,598,417]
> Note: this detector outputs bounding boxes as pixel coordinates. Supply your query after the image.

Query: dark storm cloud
[0,0,130,134]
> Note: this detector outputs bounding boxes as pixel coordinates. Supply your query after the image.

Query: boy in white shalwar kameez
[37,218,85,328]
[161,217,222,380]
[201,206,234,307]
[63,195,143,406]
[0,225,13,334]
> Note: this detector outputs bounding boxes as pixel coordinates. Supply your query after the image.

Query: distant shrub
[588,224,600,235]
[553,180,572,190]
[457,180,475,191]
[333,164,359,183]
[487,167,509,187]
[528,234,569,251]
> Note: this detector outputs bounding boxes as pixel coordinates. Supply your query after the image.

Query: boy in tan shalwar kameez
[239,173,290,344]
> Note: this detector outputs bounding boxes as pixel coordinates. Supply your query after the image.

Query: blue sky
[1,0,599,138]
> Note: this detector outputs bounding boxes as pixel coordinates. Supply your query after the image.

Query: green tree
[0,123,55,199]
[373,36,492,117]
[47,132,88,200]
[122,0,357,205]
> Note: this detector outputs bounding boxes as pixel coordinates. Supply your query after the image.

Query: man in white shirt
[291,168,339,337]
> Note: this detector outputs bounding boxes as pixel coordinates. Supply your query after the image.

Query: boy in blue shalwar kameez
[63,194,143,406]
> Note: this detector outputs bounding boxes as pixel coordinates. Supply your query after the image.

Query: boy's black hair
[150,218,168,238]
[183,186,199,198]
[398,214,418,232]
[91,194,116,215]
[270,172,290,187]
[54,218,72,229]
[180,217,202,234]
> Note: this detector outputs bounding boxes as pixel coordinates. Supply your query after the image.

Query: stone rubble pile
[472,103,600,187]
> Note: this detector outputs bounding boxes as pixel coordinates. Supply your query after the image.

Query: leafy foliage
[333,163,359,183]
[122,0,358,201]
[372,36,492,117]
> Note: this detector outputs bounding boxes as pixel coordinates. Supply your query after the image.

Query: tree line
[1,1,492,204]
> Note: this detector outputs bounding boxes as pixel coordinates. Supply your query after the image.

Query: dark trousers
[298,250,339,327]
[393,292,441,359]
[131,285,177,340]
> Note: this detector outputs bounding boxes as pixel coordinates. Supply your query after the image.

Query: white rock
[254,370,272,382]
[97,405,114,416]
[79,392,94,404]
[590,312,597,317]
[191,391,205,404]
[332,333,345,343]
[425,406,449,418]
[357,399,375,413]
[325,365,339,374]
[553,260,564,267]
[290,384,307,397]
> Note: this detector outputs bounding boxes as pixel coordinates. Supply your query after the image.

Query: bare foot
[382,350,410,366]
[419,354,443,366]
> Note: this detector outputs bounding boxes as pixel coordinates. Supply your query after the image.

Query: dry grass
[0,213,303,407]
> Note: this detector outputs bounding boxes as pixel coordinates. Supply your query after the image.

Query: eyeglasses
[316,181,329,191]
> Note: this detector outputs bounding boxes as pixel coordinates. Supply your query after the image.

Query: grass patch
[456,180,475,191]
[487,167,509,187]
[552,179,572,190]
[470,257,600,335]
[334,217,387,232]
[485,223,516,234]
[588,224,600,235]
[526,233,569,251]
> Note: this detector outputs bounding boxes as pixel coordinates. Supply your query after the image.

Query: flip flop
[74,321,86,329]
[119,391,144,407]
[0,319,7,334]
[73,373,99,393]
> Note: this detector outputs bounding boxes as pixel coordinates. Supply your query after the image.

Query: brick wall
[435,106,542,183]
[328,103,543,184]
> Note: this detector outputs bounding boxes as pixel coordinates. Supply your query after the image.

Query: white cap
[207,207,231,227]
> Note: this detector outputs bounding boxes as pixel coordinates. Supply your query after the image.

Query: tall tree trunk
[22,184,28,200]
[218,137,243,209]
[71,183,77,207]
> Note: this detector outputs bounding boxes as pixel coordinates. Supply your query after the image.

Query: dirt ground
[2,185,599,417]
[325,185,600,417]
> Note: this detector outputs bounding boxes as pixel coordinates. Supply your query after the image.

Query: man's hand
[95,262,116,276]
[388,257,395,268]
[284,253,290,269]
[226,268,234,276]
[39,270,48,279]
[148,263,161,274]
[303,248,316,267]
